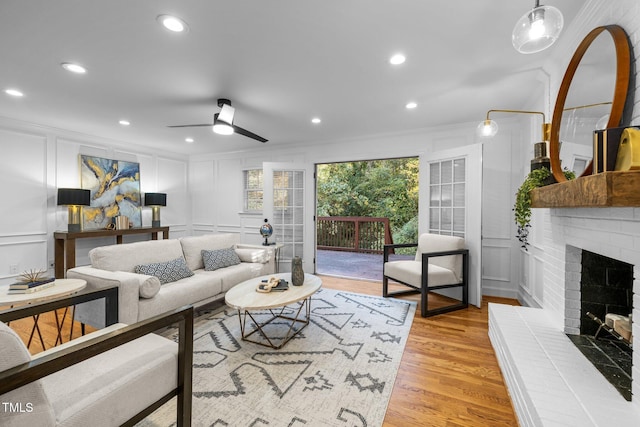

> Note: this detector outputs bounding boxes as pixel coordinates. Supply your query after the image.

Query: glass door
[263,162,315,273]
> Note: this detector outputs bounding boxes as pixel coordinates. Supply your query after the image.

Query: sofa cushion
[202,247,241,271]
[137,274,162,298]
[196,263,262,292]
[134,257,194,285]
[138,273,223,320]
[0,322,56,426]
[235,247,269,263]
[89,239,185,273]
[180,234,239,271]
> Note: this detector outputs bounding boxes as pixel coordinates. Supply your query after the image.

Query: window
[243,169,263,212]
[428,158,465,238]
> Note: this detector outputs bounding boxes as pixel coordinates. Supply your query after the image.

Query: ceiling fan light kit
[512,0,564,54]
[168,98,268,143]
[213,114,234,135]
[213,101,235,135]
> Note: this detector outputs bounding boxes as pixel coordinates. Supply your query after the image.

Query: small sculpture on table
[291,256,304,286]
[260,218,273,246]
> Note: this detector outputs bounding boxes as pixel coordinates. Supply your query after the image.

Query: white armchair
[0,288,193,427]
[383,233,469,317]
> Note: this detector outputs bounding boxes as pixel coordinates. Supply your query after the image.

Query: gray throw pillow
[202,247,241,271]
[134,257,194,284]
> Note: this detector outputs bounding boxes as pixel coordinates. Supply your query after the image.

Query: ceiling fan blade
[233,125,268,143]
[167,123,212,128]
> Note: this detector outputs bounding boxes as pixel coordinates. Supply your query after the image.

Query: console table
[54,226,169,278]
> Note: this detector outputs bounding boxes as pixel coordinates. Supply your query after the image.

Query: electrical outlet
[9,264,19,274]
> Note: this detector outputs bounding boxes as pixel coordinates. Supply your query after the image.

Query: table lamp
[57,188,90,232]
[144,193,167,227]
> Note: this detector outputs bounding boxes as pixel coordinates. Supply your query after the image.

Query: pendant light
[512,1,564,54]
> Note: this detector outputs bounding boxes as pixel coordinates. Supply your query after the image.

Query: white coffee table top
[0,278,87,307]
[225,273,322,310]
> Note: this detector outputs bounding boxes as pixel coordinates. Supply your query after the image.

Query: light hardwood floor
[7,276,520,426]
[321,276,520,427]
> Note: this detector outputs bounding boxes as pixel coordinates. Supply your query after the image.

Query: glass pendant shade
[476,119,499,138]
[512,4,564,54]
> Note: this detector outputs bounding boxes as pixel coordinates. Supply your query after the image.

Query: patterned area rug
[137,288,416,426]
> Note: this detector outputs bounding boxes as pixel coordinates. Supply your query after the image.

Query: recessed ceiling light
[5,89,24,97]
[119,120,130,126]
[61,62,87,74]
[157,15,189,33]
[405,102,417,109]
[311,118,321,124]
[389,54,406,65]
[185,137,194,143]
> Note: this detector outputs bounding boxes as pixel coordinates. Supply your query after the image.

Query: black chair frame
[382,242,469,317]
[0,287,193,427]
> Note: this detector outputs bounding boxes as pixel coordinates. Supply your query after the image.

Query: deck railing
[317,216,393,254]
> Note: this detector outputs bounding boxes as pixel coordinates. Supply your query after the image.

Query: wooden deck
[316,249,412,281]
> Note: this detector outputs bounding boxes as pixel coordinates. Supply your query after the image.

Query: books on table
[8,278,56,294]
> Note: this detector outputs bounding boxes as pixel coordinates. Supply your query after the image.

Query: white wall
[0,117,189,285]
[189,120,526,298]
[520,0,640,308]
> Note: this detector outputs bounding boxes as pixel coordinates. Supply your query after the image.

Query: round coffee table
[225,273,322,349]
[0,278,87,350]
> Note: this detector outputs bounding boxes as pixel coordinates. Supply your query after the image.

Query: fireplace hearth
[568,333,632,400]
[566,250,634,401]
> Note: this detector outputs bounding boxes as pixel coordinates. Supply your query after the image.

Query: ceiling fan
[168,98,268,143]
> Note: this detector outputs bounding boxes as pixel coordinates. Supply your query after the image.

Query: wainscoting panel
[156,157,188,227]
[0,128,48,238]
[482,238,517,298]
[0,238,48,280]
[190,160,216,226]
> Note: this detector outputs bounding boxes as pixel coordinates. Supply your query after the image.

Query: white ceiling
[0,0,586,155]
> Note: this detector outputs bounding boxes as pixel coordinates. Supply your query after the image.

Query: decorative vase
[291,257,304,286]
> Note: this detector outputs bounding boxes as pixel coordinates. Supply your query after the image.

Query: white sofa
[68,233,275,328]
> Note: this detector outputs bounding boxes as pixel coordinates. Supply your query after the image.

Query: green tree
[317,158,419,244]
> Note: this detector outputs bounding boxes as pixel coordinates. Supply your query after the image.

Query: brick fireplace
[489,207,640,426]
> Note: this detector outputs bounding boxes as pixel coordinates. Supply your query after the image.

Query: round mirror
[549,25,631,182]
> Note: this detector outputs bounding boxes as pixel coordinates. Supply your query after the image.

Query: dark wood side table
[54,226,169,278]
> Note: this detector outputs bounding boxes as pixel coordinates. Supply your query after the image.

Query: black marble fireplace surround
[567,250,634,401]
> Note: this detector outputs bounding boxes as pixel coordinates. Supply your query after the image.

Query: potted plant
[514,167,575,249]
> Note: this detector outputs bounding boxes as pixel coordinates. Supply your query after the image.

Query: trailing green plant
[514,167,575,249]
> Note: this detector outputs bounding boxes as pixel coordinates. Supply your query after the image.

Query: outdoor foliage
[317,158,419,245]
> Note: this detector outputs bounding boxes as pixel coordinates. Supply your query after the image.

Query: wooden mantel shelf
[530,171,640,208]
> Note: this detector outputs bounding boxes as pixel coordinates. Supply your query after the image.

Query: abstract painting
[80,155,142,229]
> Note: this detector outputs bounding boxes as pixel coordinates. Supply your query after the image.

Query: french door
[421,144,482,307]
[262,162,315,273]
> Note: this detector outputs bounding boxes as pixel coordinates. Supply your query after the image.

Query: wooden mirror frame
[549,25,631,182]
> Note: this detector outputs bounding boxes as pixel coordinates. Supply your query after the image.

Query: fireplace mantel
[531,171,640,208]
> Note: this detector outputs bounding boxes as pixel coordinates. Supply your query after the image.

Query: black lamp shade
[144,192,167,206]
[57,188,90,206]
